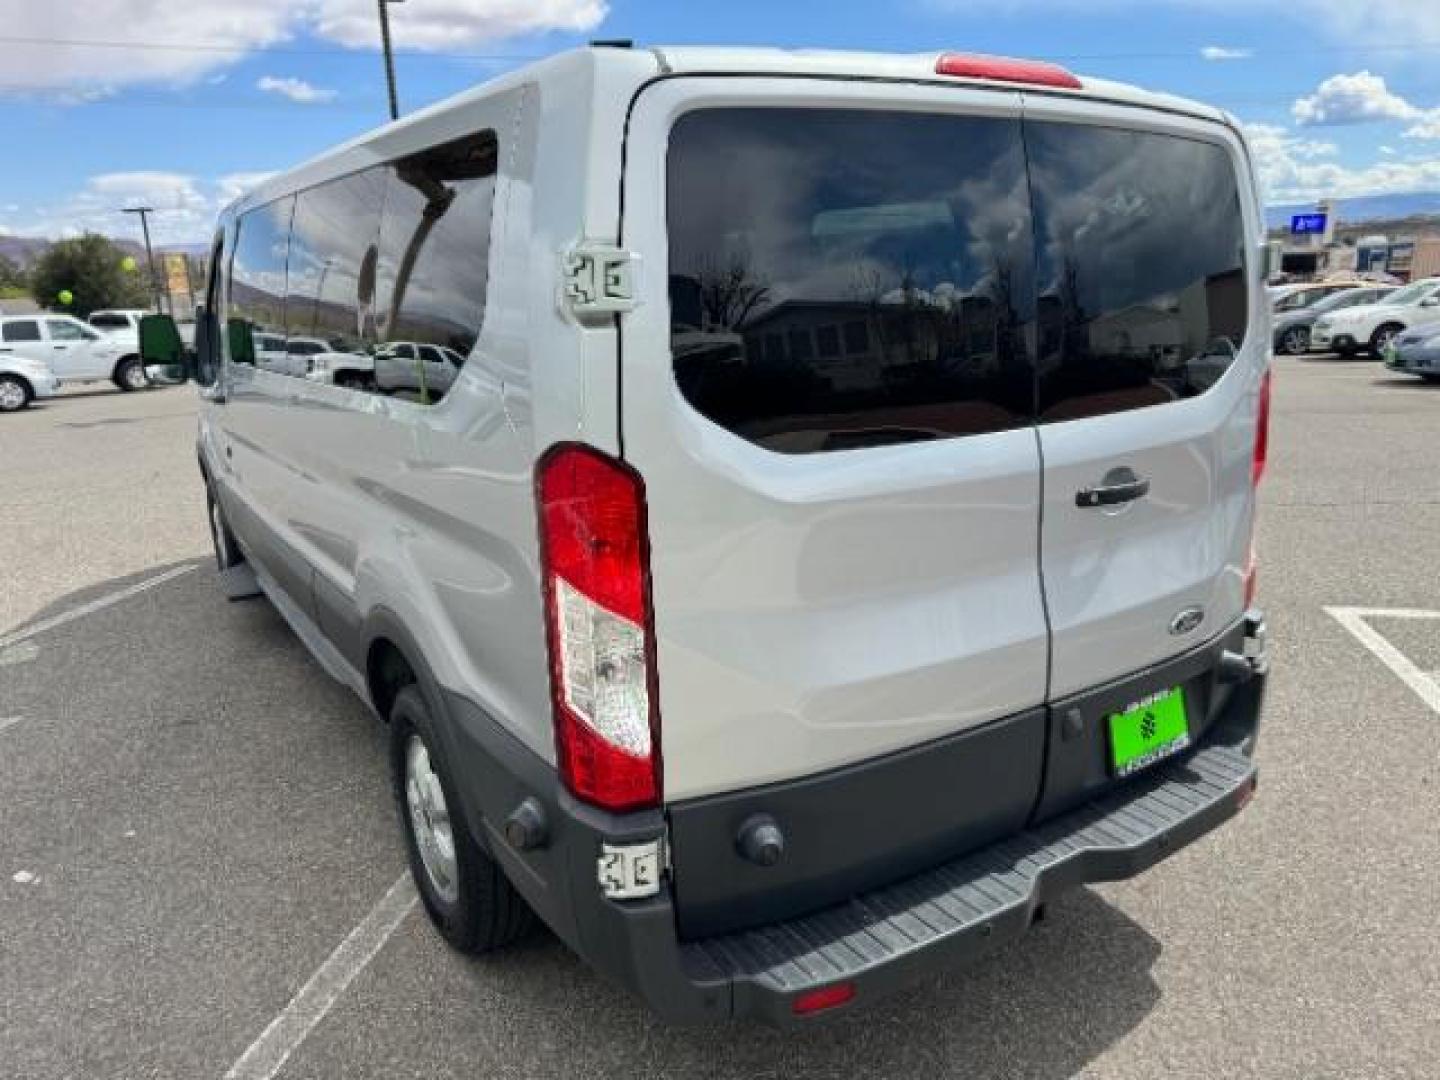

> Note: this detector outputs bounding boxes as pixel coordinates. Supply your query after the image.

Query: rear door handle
[1076,471,1150,508]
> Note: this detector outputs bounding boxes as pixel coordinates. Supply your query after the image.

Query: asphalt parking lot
[3,360,1439,1079]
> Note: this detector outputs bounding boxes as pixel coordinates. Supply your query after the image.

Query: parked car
[1310,277,1440,357]
[140,46,1270,1024]
[372,342,465,399]
[1384,325,1440,381]
[87,308,151,343]
[0,351,62,411]
[1269,281,1360,313]
[0,314,148,391]
[306,348,376,390]
[1272,285,1397,355]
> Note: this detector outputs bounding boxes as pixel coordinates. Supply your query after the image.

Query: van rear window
[665,109,1249,453]
[666,108,1036,454]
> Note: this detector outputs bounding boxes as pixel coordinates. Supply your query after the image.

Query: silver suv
[142,46,1271,1024]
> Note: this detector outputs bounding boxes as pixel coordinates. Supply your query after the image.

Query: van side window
[666,108,1035,455]
[1026,124,1248,422]
[286,168,387,382]
[230,196,296,366]
[374,131,498,405]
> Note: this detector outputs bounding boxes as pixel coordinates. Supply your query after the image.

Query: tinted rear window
[666,109,1248,452]
[1027,123,1248,421]
[667,108,1035,454]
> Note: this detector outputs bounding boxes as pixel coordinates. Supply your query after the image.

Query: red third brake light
[536,443,661,813]
[935,53,1083,90]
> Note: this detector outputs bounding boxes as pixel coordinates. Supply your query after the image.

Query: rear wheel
[1370,323,1404,358]
[1277,326,1310,355]
[390,686,532,953]
[0,375,31,412]
[115,357,149,391]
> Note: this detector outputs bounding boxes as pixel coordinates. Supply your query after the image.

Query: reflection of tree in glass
[694,255,770,331]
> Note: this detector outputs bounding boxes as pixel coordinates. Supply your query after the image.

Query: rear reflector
[935,53,1083,90]
[537,444,661,813]
[792,982,857,1016]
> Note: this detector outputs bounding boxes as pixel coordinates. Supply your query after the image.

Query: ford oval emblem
[1169,606,1205,636]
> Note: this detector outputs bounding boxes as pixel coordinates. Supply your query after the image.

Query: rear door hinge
[562,243,639,322]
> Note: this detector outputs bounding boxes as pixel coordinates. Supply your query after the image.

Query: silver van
[142,45,1271,1024]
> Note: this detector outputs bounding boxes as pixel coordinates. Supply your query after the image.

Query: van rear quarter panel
[241,55,651,767]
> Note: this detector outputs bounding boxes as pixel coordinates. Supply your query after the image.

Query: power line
[6,31,1440,61]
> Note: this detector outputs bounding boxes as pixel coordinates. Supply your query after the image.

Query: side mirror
[139,314,188,384]
[1421,297,1439,308]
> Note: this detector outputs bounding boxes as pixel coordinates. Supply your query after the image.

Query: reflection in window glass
[374,131,498,404]
[230,196,295,369]
[286,169,386,389]
[1027,124,1248,422]
[46,319,94,341]
[667,109,1035,454]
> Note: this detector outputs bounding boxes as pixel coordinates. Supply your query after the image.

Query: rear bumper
[443,620,1266,1026]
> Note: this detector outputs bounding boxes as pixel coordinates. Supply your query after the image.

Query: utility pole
[122,206,168,315]
[377,0,404,121]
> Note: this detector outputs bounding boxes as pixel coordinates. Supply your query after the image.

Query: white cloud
[1244,122,1440,202]
[1380,146,1397,155]
[5,172,275,245]
[0,1,608,93]
[1292,71,1420,126]
[257,76,336,104]
[1200,46,1253,61]
[1405,116,1440,141]
[312,0,607,50]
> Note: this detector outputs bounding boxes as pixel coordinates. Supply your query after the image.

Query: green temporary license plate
[1108,687,1191,777]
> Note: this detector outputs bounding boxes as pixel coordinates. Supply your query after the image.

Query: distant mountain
[1266,192,1440,231]
[0,234,198,269]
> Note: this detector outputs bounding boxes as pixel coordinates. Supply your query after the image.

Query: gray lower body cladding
[439,621,1265,1025]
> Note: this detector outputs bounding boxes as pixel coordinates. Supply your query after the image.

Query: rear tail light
[536,444,661,813]
[792,982,857,1017]
[1244,369,1271,606]
[935,53,1083,90]
[1252,369,1271,486]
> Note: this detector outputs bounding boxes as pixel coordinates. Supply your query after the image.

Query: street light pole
[122,206,167,315]
[377,0,404,121]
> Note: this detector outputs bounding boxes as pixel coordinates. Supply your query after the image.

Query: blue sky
[3,0,1439,245]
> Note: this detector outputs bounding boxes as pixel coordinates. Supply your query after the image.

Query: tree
[28,233,149,317]
[0,253,24,291]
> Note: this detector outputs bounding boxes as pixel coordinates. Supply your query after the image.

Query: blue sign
[1290,213,1328,235]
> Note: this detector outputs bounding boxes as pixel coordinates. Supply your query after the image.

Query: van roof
[232,46,1230,216]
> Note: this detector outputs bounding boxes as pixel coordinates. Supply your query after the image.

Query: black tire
[206,484,245,571]
[114,357,149,392]
[0,374,32,412]
[1369,323,1404,358]
[390,686,532,953]
[1277,326,1310,356]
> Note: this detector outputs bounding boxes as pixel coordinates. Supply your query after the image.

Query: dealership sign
[1290,213,1328,235]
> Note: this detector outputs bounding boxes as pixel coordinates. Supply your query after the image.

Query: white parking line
[0,717,20,736]
[0,565,197,650]
[1326,606,1440,715]
[223,874,418,1080]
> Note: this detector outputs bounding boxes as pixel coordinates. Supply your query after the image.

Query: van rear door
[620,80,1049,805]
[1021,100,1263,700]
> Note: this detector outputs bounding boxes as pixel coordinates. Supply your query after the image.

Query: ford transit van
[141,45,1271,1024]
